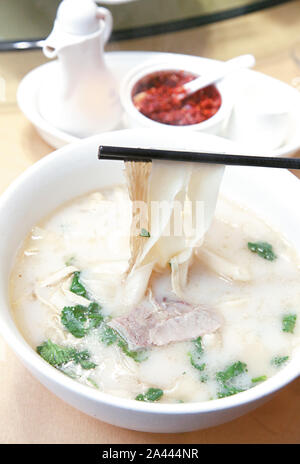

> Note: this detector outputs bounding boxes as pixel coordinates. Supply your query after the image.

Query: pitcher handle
[96,7,113,44]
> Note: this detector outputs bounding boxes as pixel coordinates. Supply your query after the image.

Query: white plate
[17,50,300,156]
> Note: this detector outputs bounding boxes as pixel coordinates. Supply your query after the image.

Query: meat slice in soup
[108,297,221,350]
[149,299,221,347]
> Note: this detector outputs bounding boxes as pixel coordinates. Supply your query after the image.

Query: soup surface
[10,187,300,403]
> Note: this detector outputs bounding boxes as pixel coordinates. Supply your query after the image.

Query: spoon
[177,54,256,100]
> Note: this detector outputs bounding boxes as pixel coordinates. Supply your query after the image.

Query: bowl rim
[120,59,232,131]
[0,129,299,417]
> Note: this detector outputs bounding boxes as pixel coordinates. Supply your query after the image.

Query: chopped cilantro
[65,256,75,266]
[217,385,244,398]
[117,336,148,363]
[216,361,248,383]
[193,337,203,353]
[70,271,88,297]
[61,305,88,338]
[271,355,289,367]
[188,337,206,371]
[251,375,267,384]
[140,228,150,238]
[37,340,96,370]
[135,388,163,402]
[61,302,103,338]
[87,377,99,389]
[216,361,248,398]
[282,314,297,334]
[99,324,118,346]
[200,374,208,383]
[87,302,104,330]
[73,350,97,369]
[37,340,75,366]
[247,241,277,261]
[98,323,148,363]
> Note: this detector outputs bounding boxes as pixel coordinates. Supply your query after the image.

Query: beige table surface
[1,1,300,444]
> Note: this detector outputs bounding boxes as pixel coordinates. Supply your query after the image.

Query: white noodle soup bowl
[0,129,299,433]
[120,58,234,135]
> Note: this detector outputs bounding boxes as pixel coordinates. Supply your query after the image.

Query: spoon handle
[182,54,256,97]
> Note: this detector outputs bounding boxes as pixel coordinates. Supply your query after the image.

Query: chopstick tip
[98,145,104,159]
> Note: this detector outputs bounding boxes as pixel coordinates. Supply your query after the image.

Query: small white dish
[17,51,300,156]
[119,58,234,135]
[227,76,292,152]
[0,128,300,432]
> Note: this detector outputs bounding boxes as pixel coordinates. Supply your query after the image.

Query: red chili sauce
[132,70,222,126]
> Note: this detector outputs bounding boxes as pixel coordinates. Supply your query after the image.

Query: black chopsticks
[98,145,300,169]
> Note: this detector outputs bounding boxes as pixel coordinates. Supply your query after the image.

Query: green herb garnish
[217,385,244,398]
[70,271,88,297]
[271,355,289,367]
[87,302,104,330]
[200,374,209,383]
[282,314,297,334]
[247,241,277,261]
[188,337,206,371]
[87,377,99,389]
[98,324,147,362]
[37,340,75,366]
[65,256,75,266]
[37,340,96,370]
[251,375,267,384]
[61,305,88,338]
[140,228,150,238]
[216,361,248,398]
[61,302,103,338]
[73,350,97,369]
[117,336,148,363]
[216,361,247,383]
[99,324,118,346]
[135,388,163,402]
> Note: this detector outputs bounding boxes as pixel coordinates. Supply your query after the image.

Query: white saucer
[17,50,300,156]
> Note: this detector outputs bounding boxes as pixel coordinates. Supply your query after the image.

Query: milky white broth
[10,187,300,403]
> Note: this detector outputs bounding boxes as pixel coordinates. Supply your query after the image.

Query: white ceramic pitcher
[38,0,122,138]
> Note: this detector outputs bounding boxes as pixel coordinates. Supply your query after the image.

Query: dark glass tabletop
[0,0,292,51]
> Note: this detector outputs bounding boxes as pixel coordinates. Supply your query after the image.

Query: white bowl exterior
[122,111,225,136]
[0,129,300,433]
